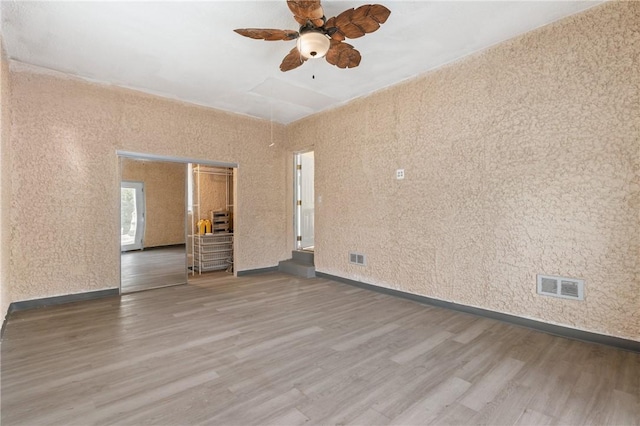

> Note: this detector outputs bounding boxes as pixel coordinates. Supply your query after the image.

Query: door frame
[293,150,314,251]
[120,180,145,252]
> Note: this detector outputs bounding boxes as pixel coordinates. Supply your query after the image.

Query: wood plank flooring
[121,245,187,293]
[2,272,639,425]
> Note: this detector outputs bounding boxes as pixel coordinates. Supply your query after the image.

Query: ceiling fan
[234,0,391,72]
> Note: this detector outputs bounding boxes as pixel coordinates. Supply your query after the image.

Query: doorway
[295,151,314,251]
[117,150,238,294]
[120,157,188,293]
[120,181,145,251]
[187,164,235,275]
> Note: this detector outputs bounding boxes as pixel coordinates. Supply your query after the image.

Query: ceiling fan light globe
[297,31,330,59]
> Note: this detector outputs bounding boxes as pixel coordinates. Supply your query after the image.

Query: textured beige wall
[121,158,186,247]
[7,64,288,303]
[286,1,639,340]
[1,39,11,319]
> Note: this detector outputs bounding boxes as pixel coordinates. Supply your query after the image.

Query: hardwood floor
[2,272,638,425]
[121,245,187,293]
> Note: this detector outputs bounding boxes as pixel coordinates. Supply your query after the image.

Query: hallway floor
[121,245,187,293]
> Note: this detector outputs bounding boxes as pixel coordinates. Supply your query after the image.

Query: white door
[295,151,314,250]
[121,181,145,251]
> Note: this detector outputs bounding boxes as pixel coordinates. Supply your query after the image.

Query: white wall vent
[537,274,584,301]
[349,252,366,266]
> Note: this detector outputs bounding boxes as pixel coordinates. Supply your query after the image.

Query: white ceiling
[1,1,602,124]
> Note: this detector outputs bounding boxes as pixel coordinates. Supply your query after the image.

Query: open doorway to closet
[187,164,235,277]
[295,151,314,251]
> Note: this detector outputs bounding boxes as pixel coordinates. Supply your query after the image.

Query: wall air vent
[349,252,366,266]
[537,274,584,301]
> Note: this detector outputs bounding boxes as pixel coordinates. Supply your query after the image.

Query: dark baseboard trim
[1,317,7,340]
[315,272,640,353]
[144,243,186,250]
[122,243,186,253]
[2,288,120,340]
[7,288,120,315]
[237,266,279,276]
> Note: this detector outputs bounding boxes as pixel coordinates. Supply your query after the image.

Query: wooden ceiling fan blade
[280,47,308,72]
[361,4,391,24]
[234,28,299,41]
[351,5,387,32]
[287,0,325,28]
[324,17,344,41]
[325,41,361,69]
[326,4,391,40]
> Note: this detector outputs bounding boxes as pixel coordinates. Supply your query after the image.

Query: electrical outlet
[396,169,405,180]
